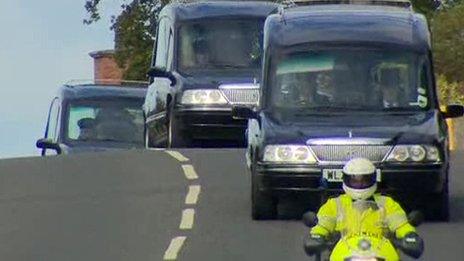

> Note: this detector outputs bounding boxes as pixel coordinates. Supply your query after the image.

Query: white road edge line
[163,236,187,260]
[166,151,190,162]
[182,165,199,180]
[185,185,201,205]
[179,209,195,230]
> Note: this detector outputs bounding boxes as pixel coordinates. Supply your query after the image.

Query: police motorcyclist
[305,158,424,259]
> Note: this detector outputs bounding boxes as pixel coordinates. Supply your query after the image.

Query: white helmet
[342,158,377,200]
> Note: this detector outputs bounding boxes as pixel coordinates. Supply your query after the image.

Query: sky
[0,1,122,159]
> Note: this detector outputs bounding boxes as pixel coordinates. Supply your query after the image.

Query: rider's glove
[304,234,326,256]
[400,232,424,259]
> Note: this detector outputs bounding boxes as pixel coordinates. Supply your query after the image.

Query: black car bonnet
[261,110,444,146]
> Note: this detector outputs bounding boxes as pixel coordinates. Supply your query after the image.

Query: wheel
[251,158,277,220]
[166,111,190,148]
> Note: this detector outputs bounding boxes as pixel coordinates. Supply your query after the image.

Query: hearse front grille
[219,84,259,105]
[310,145,393,163]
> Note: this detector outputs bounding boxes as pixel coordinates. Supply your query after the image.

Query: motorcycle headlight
[181,90,228,105]
[386,145,441,163]
[263,145,317,164]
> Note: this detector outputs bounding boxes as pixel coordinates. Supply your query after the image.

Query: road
[0,149,463,260]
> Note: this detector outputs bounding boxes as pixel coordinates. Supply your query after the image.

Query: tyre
[166,111,190,148]
[251,159,277,220]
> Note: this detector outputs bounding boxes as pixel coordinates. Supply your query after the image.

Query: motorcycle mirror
[408,211,424,227]
[302,211,318,228]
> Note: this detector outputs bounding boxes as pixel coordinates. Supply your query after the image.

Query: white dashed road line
[166,151,190,162]
[181,165,199,180]
[163,236,187,260]
[179,209,195,230]
[185,185,201,205]
[161,151,200,260]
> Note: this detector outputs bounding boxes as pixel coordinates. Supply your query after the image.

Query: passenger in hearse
[77,118,97,141]
[296,72,331,107]
[380,68,405,108]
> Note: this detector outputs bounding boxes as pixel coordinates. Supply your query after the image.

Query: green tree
[412,0,439,19]
[432,2,464,83]
[437,75,464,105]
[85,0,169,81]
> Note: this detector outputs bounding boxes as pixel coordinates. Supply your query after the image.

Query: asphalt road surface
[0,149,463,260]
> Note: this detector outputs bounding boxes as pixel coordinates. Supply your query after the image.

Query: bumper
[255,162,446,196]
[174,105,247,141]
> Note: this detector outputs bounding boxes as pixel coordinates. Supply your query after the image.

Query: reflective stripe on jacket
[311,194,415,239]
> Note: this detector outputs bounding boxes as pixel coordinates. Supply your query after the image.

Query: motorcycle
[302,206,424,261]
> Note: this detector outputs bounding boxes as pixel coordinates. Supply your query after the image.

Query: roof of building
[88,50,116,59]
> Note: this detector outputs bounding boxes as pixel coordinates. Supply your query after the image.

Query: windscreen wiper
[95,138,128,143]
[213,64,249,69]
[293,106,373,116]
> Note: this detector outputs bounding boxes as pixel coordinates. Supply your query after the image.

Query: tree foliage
[432,2,464,83]
[84,0,167,80]
[437,75,464,105]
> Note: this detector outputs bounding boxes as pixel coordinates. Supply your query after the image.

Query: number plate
[322,169,382,182]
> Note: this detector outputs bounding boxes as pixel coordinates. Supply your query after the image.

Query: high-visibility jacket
[311,193,415,239]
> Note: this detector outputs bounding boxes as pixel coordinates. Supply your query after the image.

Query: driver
[306,158,424,260]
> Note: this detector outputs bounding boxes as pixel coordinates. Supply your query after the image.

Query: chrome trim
[176,107,232,112]
[306,138,389,145]
[219,83,260,105]
[218,83,259,90]
[310,145,393,163]
[146,111,166,123]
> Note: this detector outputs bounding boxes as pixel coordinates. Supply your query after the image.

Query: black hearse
[144,1,279,148]
[234,1,464,220]
[37,81,147,155]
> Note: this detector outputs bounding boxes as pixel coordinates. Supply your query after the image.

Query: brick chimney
[89,50,123,85]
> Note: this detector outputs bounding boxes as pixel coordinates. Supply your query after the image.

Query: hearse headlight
[263,145,317,164]
[410,145,426,161]
[386,145,441,163]
[426,146,440,162]
[181,90,228,105]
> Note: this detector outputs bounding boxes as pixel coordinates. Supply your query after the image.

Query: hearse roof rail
[64,79,149,88]
[280,0,412,9]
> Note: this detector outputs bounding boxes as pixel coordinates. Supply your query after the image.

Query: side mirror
[232,106,258,120]
[302,211,318,228]
[442,104,464,119]
[147,67,177,86]
[408,211,424,227]
[36,138,62,154]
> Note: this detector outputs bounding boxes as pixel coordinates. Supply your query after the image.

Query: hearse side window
[270,49,431,113]
[155,18,168,69]
[46,98,60,142]
[167,28,174,70]
[416,60,430,108]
